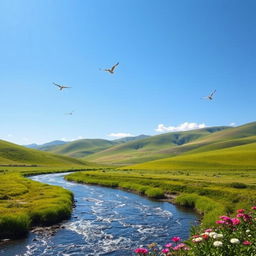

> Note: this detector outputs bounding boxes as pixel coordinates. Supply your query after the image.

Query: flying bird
[202,89,216,100]
[65,110,74,115]
[101,62,119,74]
[53,82,71,90]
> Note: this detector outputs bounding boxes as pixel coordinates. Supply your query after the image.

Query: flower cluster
[133,206,256,256]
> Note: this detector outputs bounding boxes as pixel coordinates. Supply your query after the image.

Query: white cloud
[108,132,134,138]
[229,122,236,127]
[61,136,84,142]
[155,122,207,133]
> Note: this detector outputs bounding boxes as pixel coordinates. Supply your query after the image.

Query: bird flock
[53,62,216,115]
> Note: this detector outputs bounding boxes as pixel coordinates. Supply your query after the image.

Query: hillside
[25,140,68,151]
[43,135,151,158]
[84,126,229,165]
[126,141,256,170]
[0,139,90,167]
[47,139,118,158]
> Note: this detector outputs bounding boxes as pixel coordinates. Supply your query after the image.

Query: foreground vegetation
[65,168,256,227]
[133,206,256,256]
[0,165,101,239]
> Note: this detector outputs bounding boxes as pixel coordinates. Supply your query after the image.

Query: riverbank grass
[0,166,93,239]
[65,169,256,227]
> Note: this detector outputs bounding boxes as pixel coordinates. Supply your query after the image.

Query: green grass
[65,168,256,227]
[0,171,74,239]
[127,142,256,170]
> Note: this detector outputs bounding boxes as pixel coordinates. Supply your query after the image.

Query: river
[0,172,198,256]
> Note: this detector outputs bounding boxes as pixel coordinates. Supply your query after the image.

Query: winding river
[1,173,198,256]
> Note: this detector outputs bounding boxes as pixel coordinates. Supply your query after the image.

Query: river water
[0,173,198,256]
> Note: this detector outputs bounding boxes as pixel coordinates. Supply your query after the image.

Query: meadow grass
[65,168,256,227]
[0,166,100,239]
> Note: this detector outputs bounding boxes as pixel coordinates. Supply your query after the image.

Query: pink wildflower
[220,216,231,221]
[237,213,244,218]
[237,209,245,213]
[216,220,225,224]
[243,214,252,222]
[231,218,241,225]
[161,248,169,254]
[173,245,180,251]
[171,236,181,243]
[205,228,213,232]
[251,206,256,210]
[243,241,252,245]
[134,248,148,254]
[165,243,173,248]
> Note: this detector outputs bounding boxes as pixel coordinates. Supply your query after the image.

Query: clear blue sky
[0,0,255,144]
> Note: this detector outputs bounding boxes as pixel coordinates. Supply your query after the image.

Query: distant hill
[25,140,68,151]
[0,139,89,167]
[124,121,256,170]
[84,126,229,165]
[42,135,151,158]
[47,139,118,158]
[113,135,150,143]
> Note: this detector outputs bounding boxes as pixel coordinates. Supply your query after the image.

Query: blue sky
[0,0,255,144]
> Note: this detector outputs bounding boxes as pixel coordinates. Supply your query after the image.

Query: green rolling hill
[0,139,90,167]
[43,135,151,158]
[126,141,256,170]
[83,126,229,165]
[47,139,118,158]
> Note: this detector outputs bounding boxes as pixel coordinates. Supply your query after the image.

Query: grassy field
[65,168,256,227]
[126,142,256,170]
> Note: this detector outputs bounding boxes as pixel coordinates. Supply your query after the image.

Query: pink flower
[231,218,241,225]
[205,228,213,232]
[243,214,252,222]
[220,216,230,220]
[237,213,244,218]
[173,245,180,251]
[251,206,256,210]
[165,243,173,248]
[237,209,245,213]
[161,248,169,254]
[134,248,148,254]
[216,220,225,224]
[243,241,252,245]
[171,236,181,242]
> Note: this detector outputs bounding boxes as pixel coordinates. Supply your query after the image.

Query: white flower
[192,237,203,243]
[209,232,218,237]
[213,234,223,239]
[230,238,240,244]
[213,241,223,247]
[246,230,250,233]
[248,235,252,237]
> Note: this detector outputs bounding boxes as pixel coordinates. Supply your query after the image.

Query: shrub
[145,188,164,199]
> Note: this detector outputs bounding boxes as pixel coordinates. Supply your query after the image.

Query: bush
[145,188,164,199]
